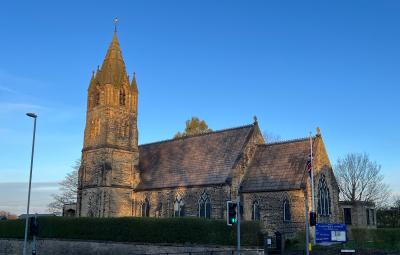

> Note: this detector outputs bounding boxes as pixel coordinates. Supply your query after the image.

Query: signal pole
[310,132,316,246]
[237,194,241,255]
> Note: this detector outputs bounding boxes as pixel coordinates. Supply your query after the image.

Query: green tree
[174,117,212,138]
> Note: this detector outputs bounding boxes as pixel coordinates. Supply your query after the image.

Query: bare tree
[334,153,390,207]
[263,131,281,143]
[48,160,79,215]
[0,211,17,220]
[393,194,400,209]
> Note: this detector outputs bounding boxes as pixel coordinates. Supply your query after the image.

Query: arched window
[283,199,291,222]
[198,191,211,219]
[155,202,162,218]
[174,195,185,217]
[318,175,331,216]
[119,88,126,106]
[251,200,260,221]
[141,198,150,217]
[94,91,100,106]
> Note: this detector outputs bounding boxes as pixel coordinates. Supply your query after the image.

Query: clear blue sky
[1,1,399,213]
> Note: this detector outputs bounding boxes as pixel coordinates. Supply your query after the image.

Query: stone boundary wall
[0,239,263,255]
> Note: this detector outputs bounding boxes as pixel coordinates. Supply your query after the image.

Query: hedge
[377,208,400,228]
[0,217,262,246]
[351,228,400,251]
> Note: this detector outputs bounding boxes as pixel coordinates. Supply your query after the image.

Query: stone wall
[241,169,341,240]
[311,134,341,223]
[339,201,377,230]
[132,185,231,219]
[77,147,139,217]
[0,239,263,255]
[242,190,306,238]
[231,124,264,198]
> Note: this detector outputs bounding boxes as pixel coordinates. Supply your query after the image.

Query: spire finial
[253,115,258,124]
[113,17,119,33]
[316,127,321,136]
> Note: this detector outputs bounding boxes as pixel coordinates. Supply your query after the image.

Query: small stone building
[62,203,77,217]
[76,30,341,238]
[339,201,376,230]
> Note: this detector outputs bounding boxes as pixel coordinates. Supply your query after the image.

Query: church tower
[77,31,139,217]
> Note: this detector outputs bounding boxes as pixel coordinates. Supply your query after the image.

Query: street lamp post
[23,113,37,255]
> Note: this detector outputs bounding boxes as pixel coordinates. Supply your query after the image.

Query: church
[76,31,341,237]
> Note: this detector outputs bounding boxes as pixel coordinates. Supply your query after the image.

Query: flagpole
[310,132,316,246]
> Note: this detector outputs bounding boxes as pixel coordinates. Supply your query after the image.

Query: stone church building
[77,31,341,237]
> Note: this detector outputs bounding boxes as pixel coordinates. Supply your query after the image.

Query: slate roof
[240,138,315,192]
[136,124,255,190]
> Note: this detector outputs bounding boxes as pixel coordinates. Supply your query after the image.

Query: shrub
[0,217,261,246]
[0,219,24,238]
[351,228,400,251]
[285,230,306,251]
[351,228,370,246]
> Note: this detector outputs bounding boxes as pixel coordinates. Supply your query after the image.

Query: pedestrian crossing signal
[310,211,317,227]
[227,201,237,226]
[29,217,39,236]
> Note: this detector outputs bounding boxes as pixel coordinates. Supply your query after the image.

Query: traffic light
[29,217,39,236]
[227,201,238,226]
[310,211,317,226]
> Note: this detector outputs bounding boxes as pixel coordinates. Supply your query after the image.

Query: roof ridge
[139,123,255,147]
[258,136,317,146]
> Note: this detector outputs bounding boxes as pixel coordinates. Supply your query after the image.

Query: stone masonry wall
[0,239,262,255]
[231,124,264,198]
[311,135,341,224]
[242,190,306,238]
[78,146,139,217]
[133,185,231,219]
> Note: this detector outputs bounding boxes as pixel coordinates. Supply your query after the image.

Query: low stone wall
[0,239,263,255]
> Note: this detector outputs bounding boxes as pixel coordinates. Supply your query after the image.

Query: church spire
[96,30,129,87]
[131,72,138,93]
[88,70,96,89]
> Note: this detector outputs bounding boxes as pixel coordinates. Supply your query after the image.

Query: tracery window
[155,202,162,217]
[119,89,126,106]
[283,199,291,222]
[317,175,331,216]
[251,200,260,221]
[141,198,150,217]
[94,91,100,106]
[174,195,185,217]
[198,191,211,219]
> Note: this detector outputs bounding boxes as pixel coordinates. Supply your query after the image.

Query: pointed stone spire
[253,115,258,125]
[316,127,321,137]
[89,70,96,89]
[96,31,129,87]
[131,72,138,93]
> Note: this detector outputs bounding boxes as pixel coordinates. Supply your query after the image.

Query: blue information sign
[315,224,347,243]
